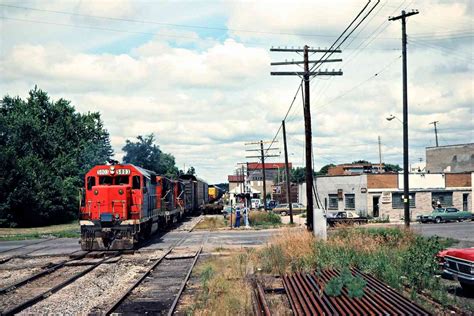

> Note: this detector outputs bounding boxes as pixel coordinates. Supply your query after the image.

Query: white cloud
[0,0,472,182]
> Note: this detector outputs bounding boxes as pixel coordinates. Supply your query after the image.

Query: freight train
[79,163,208,250]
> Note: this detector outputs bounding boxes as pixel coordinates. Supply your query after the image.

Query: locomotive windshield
[98,175,130,185]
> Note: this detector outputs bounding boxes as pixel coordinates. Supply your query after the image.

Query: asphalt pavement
[0,229,277,257]
[412,221,474,248]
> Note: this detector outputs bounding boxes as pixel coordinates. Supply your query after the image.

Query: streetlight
[386,114,403,124]
[386,113,410,227]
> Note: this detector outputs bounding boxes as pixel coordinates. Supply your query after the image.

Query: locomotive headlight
[115,214,120,220]
[118,189,124,195]
[94,189,99,195]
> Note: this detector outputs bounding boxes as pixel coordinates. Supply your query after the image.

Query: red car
[438,248,474,293]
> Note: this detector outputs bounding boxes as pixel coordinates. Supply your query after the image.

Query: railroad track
[105,234,207,315]
[0,251,120,316]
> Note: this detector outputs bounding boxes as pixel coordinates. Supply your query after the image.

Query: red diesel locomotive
[79,163,208,250]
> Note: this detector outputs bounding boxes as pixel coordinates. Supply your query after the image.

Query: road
[412,221,474,248]
[0,229,278,257]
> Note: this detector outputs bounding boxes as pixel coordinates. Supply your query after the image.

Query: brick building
[328,163,385,176]
[298,172,472,221]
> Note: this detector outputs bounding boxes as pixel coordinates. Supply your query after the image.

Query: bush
[249,211,281,227]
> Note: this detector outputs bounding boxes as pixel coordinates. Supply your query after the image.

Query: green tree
[0,87,112,227]
[290,167,306,183]
[318,164,335,175]
[352,160,371,164]
[384,163,402,172]
[122,134,179,178]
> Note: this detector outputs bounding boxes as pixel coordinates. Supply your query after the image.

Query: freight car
[179,174,209,212]
[79,163,207,250]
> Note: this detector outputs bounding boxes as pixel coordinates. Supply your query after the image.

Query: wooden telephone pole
[270,45,342,231]
[389,9,419,228]
[282,120,293,224]
[429,121,439,147]
[245,141,279,211]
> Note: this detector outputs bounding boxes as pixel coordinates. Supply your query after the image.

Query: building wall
[367,174,397,188]
[426,143,474,173]
[229,182,241,192]
[398,173,445,189]
[368,189,471,220]
[299,172,473,222]
[313,175,368,216]
[445,173,471,187]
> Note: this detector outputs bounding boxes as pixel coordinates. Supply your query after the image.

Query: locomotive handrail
[87,201,92,218]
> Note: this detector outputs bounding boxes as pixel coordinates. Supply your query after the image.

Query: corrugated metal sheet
[282,269,431,316]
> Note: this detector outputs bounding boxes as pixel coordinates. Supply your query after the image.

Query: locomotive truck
[79,163,208,250]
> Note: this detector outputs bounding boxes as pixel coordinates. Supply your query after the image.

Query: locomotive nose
[89,185,130,222]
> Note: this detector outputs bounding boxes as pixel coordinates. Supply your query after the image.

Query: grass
[0,222,80,240]
[187,253,254,315]
[194,217,228,230]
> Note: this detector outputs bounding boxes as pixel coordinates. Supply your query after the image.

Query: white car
[327,211,361,219]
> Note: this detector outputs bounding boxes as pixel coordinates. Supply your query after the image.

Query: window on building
[432,192,453,207]
[392,192,415,208]
[328,194,338,209]
[345,194,355,209]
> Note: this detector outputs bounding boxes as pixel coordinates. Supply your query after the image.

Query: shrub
[249,211,281,227]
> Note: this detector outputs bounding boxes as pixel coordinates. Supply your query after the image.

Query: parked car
[266,200,279,210]
[326,211,368,226]
[272,203,305,216]
[327,211,361,219]
[438,248,474,293]
[417,207,472,224]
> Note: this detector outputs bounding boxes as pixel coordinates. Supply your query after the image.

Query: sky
[0,0,472,183]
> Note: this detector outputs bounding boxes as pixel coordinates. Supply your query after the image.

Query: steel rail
[1,252,120,316]
[167,245,203,316]
[105,233,193,315]
[254,279,271,316]
[0,252,90,295]
[104,248,172,315]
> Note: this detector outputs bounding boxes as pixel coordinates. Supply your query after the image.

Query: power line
[314,54,401,110]
[0,3,403,40]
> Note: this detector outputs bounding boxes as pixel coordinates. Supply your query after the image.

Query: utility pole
[389,9,419,228]
[282,120,293,224]
[378,136,383,173]
[245,141,279,211]
[429,121,439,147]
[259,141,268,210]
[270,45,342,231]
